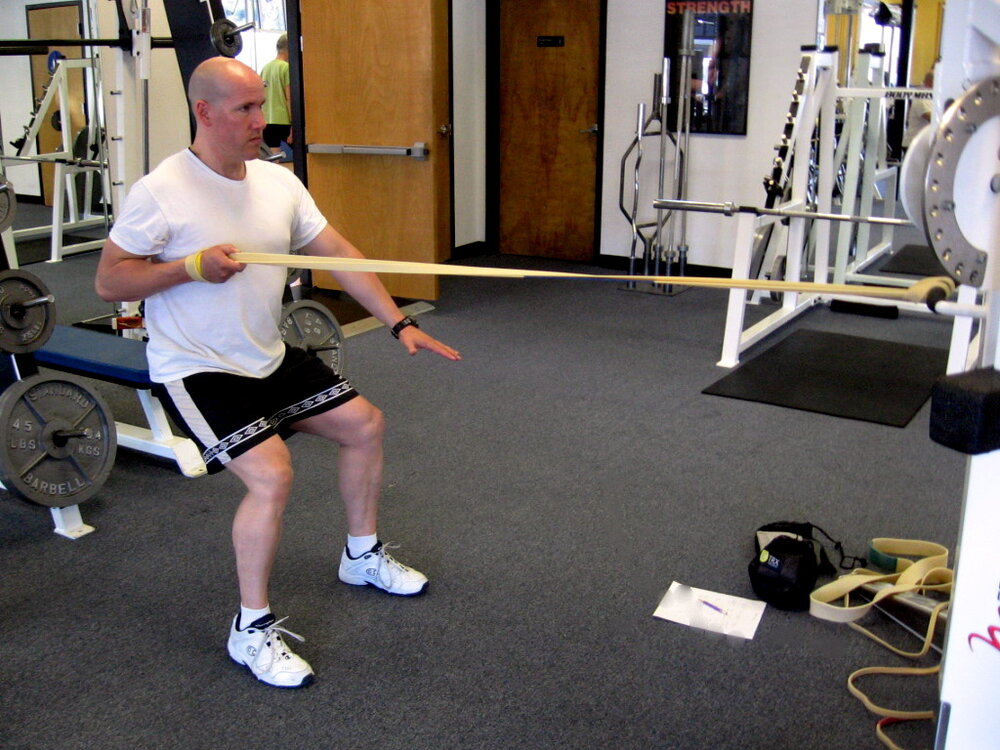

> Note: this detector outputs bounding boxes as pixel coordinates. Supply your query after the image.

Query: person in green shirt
[260,33,291,155]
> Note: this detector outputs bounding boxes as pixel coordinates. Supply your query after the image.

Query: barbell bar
[651,198,914,227]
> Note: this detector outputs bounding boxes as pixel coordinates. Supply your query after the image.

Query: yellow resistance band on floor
[229,252,956,306]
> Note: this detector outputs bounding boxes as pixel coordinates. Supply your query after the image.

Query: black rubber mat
[15,235,98,266]
[880,244,948,277]
[703,329,948,427]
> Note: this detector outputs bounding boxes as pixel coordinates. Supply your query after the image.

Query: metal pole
[675,11,695,277]
[651,197,914,227]
[654,58,670,278]
[626,103,645,286]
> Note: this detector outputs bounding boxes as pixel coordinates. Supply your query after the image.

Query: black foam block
[930,367,1000,455]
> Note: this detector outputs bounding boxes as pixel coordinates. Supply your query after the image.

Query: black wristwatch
[390,315,420,339]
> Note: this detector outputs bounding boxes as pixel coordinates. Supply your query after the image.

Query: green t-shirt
[261,58,291,125]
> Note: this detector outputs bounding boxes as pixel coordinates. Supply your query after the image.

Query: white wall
[0,1,44,198]
[451,0,487,249]
[600,0,819,268]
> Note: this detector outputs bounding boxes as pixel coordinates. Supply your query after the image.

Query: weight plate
[0,270,56,354]
[768,254,787,303]
[0,180,17,233]
[0,374,117,507]
[279,300,345,376]
[286,248,305,287]
[899,124,932,230]
[46,50,65,75]
[210,18,243,58]
[923,76,998,287]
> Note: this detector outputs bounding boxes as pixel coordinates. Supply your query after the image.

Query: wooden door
[299,0,451,300]
[499,0,602,261]
[27,3,85,207]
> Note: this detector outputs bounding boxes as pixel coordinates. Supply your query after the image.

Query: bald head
[187,56,261,110]
[186,56,267,173]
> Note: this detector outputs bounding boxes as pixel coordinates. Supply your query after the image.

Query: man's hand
[196,244,247,283]
[398,326,461,361]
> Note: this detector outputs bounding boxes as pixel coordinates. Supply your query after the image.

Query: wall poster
[664,1,754,135]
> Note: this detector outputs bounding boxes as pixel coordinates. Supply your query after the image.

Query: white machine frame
[0,57,111,268]
[717,45,970,368]
[930,1,1000,746]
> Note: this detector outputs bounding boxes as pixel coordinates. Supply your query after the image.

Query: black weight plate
[210,18,243,58]
[0,180,16,233]
[0,270,56,353]
[0,374,117,507]
[279,300,345,376]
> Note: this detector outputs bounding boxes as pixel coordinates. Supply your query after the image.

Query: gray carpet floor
[0,248,964,750]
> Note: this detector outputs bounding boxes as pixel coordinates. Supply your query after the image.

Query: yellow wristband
[184,250,208,282]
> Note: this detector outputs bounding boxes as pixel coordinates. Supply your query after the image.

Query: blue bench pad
[35,325,153,389]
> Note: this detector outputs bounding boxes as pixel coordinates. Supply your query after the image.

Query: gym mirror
[664,2,754,135]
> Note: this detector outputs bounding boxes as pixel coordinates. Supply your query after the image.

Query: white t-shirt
[109,150,327,382]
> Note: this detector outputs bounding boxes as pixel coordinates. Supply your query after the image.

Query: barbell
[0,17,251,59]
[650,198,914,228]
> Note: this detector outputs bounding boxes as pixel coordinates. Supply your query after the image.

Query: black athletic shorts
[153,345,358,474]
[263,123,291,147]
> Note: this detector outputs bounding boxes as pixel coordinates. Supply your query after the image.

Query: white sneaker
[227,614,314,688]
[338,541,428,596]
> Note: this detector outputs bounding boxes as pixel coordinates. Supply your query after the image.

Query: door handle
[308,142,429,160]
[579,123,599,135]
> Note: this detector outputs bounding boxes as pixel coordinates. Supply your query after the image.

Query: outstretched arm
[299,225,460,361]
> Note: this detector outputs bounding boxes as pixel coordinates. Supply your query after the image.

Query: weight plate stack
[279,300,345,376]
[0,374,117,507]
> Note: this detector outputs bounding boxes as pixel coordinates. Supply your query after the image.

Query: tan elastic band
[184,250,208,283]
[228,252,955,305]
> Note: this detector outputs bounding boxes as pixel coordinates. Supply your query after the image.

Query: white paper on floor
[653,581,766,640]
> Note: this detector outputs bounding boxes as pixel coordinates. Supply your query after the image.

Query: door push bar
[308,142,428,160]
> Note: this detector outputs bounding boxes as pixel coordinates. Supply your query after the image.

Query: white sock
[239,604,271,630]
[347,533,378,558]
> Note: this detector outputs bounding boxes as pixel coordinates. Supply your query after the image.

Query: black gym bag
[748,521,866,611]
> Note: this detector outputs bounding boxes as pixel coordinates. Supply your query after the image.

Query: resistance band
[227,253,956,307]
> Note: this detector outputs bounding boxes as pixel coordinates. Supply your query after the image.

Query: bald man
[96,57,460,689]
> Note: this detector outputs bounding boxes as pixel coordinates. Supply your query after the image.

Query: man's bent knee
[229,439,295,499]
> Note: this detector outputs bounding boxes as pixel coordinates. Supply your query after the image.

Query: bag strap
[811,523,867,571]
[755,521,865,576]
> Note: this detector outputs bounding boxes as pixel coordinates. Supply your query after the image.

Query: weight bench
[34,325,207,478]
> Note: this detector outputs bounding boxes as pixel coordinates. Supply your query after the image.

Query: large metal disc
[279,300,345,376]
[0,269,56,353]
[0,374,117,507]
[923,76,999,287]
[0,180,17,233]
[210,18,243,58]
